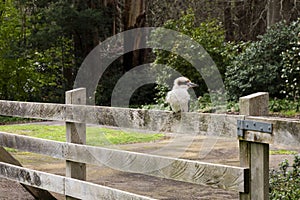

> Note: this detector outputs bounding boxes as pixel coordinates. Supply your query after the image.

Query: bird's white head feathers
[173,77,198,89]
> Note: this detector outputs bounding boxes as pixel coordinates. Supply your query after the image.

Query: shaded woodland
[0,0,299,106]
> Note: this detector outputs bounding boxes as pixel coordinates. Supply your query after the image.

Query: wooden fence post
[65,88,86,200]
[239,92,269,200]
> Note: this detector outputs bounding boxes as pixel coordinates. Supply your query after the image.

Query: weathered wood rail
[0,99,299,146]
[0,162,155,200]
[0,89,299,199]
[0,132,247,192]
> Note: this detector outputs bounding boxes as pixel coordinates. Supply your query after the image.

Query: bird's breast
[167,89,190,102]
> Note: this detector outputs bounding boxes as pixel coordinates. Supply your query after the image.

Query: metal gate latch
[237,120,273,137]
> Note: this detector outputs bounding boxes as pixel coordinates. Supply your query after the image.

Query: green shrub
[270,99,299,112]
[280,27,300,100]
[226,20,300,101]
[269,155,300,199]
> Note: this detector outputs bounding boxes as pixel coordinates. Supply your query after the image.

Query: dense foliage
[0,0,110,103]
[269,155,300,199]
[269,98,299,116]
[225,20,300,101]
[0,1,299,111]
[0,0,70,102]
[0,0,35,100]
[280,33,300,100]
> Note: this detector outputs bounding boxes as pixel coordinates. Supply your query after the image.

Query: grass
[0,124,165,147]
[0,124,66,141]
[270,150,298,155]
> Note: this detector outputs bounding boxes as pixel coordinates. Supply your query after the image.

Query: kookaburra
[166,77,198,112]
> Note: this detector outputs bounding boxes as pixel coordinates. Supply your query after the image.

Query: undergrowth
[269,155,300,199]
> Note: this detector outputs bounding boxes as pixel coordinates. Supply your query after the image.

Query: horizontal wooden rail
[242,116,300,146]
[0,147,56,199]
[0,132,248,192]
[0,99,243,137]
[0,162,155,200]
[0,100,299,147]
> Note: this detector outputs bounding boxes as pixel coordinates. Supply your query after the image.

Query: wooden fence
[0,89,299,200]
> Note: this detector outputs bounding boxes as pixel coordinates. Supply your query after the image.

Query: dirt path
[0,123,299,199]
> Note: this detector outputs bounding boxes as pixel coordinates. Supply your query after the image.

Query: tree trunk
[250,0,267,39]
[123,0,147,72]
[267,0,282,26]
[267,0,299,27]
[232,0,268,41]
[224,1,234,41]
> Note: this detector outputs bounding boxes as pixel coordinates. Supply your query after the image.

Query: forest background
[0,0,299,115]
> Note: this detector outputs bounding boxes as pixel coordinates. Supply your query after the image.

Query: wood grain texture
[67,143,248,192]
[65,88,86,200]
[0,161,64,195]
[0,100,67,121]
[239,92,269,116]
[0,100,243,136]
[244,116,300,147]
[250,142,269,200]
[239,141,250,200]
[239,92,269,200]
[0,162,156,200]
[64,177,156,200]
[0,132,248,192]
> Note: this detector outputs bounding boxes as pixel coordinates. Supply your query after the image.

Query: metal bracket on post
[237,120,273,137]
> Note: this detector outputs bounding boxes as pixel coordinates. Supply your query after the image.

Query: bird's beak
[187,82,198,87]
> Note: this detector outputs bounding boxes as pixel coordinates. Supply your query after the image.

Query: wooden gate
[0,89,299,199]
